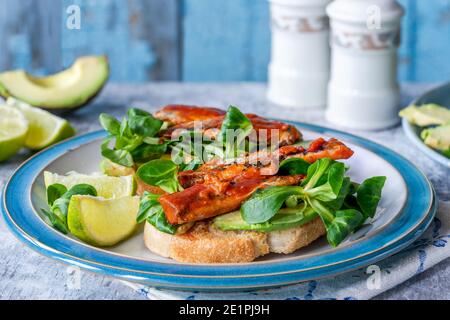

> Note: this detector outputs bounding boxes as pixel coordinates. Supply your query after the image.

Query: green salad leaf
[127,108,163,138]
[100,105,256,169]
[99,108,165,167]
[179,159,202,171]
[215,106,254,160]
[137,192,164,223]
[240,158,386,247]
[166,105,255,166]
[306,198,364,247]
[46,183,67,206]
[101,138,134,167]
[241,186,304,224]
[325,209,364,247]
[279,158,310,175]
[136,159,187,235]
[136,159,183,194]
[302,158,333,189]
[43,183,97,234]
[304,162,345,202]
[131,142,170,163]
[356,176,386,219]
[99,114,120,136]
[147,210,178,235]
[41,209,69,234]
[218,105,253,144]
[327,177,352,211]
[137,192,177,235]
[442,149,450,159]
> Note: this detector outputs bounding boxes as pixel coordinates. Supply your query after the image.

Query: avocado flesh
[400,104,450,126]
[213,208,318,233]
[421,124,450,152]
[0,56,109,110]
[100,158,135,177]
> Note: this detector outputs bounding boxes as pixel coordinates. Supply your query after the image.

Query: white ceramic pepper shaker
[326,0,404,130]
[267,0,332,109]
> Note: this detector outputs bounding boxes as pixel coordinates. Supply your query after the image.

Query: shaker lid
[327,0,404,23]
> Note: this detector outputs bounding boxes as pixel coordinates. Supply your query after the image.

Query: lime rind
[6,98,76,150]
[0,105,29,162]
[44,171,135,198]
[67,195,140,247]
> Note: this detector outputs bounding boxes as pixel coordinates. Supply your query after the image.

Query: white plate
[2,123,435,291]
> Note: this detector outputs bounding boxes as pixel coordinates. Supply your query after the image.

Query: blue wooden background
[0,0,449,83]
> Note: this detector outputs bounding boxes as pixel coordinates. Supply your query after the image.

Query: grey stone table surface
[0,83,448,300]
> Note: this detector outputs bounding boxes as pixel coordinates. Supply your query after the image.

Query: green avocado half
[0,55,109,111]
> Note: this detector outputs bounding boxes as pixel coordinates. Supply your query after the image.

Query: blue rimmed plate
[402,82,450,168]
[1,122,436,291]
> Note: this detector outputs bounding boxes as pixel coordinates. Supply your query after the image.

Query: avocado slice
[213,208,318,233]
[0,56,109,111]
[399,104,450,126]
[421,124,450,154]
[100,158,135,177]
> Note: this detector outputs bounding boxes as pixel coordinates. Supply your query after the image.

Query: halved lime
[0,105,28,162]
[44,171,135,198]
[68,195,140,246]
[7,98,75,150]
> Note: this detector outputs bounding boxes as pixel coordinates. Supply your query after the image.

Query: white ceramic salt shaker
[326,0,404,130]
[267,0,332,108]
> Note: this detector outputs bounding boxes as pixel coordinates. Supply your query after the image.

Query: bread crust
[143,217,326,263]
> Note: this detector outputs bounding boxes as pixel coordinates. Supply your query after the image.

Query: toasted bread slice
[143,217,325,263]
[267,218,326,254]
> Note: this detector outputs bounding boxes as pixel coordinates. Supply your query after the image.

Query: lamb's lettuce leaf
[136,159,183,194]
[137,192,177,235]
[240,158,386,247]
[99,108,165,167]
[279,158,310,175]
[356,176,386,219]
[42,184,97,234]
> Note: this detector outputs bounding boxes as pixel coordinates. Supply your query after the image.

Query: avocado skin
[0,87,103,115]
[0,82,11,98]
[0,56,109,113]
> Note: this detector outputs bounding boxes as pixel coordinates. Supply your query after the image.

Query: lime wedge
[100,158,135,177]
[7,98,75,150]
[44,171,135,198]
[68,195,140,246]
[0,105,29,162]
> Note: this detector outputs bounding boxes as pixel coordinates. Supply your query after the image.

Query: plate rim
[1,122,436,289]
